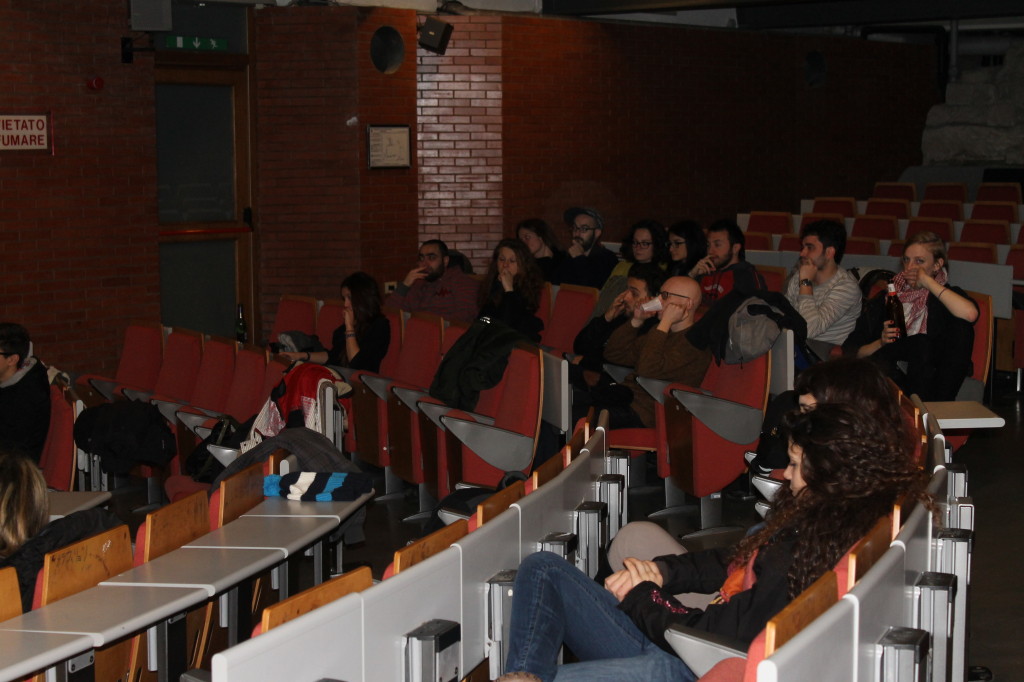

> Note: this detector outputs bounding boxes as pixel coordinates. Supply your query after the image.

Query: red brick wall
[253,6,419,338]
[0,0,160,375]
[500,17,938,245]
[416,16,504,274]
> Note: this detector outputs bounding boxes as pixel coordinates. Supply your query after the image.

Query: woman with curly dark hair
[498,403,930,682]
[478,238,545,342]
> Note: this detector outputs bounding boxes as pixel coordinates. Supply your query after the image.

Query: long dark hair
[732,404,930,597]
[479,238,544,313]
[667,220,706,276]
[340,271,383,333]
[619,219,669,265]
[794,357,910,453]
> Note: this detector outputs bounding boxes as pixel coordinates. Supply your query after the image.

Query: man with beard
[688,219,765,305]
[554,207,619,289]
[572,262,666,378]
[385,239,480,322]
[784,219,861,357]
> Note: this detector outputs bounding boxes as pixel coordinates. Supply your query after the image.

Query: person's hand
[403,266,429,288]
[604,568,638,602]
[658,300,686,329]
[631,299,658,327]
[567,238,586,259]
[498,269,515,293]
[624,558,664,588]
[797,261,817,283]
[690,255,715,277]
[880,320,900,345]
[343,306,355,332]
[912,267,936,291]
[605,292,628,322]
[604,558,664,602]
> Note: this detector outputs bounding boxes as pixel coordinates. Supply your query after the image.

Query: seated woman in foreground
[0,451,120,611]
[280,271,390,373]
[843,231,977,401]
[499,404,929,682]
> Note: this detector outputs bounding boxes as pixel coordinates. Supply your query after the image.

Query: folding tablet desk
[0,585,206,682]
[924,401,1005,430]
[103,545,285,646]
[47,491,112,520]
[0,630,93,682]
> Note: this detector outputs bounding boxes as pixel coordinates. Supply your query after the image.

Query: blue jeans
[505,551,696,682]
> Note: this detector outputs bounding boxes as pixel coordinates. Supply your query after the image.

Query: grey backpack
[725,297,783,365]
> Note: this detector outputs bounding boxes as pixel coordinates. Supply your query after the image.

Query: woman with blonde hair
[0,451,120,611]
[843,231,977,400]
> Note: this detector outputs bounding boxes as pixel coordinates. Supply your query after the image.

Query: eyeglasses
[668,240,686,248]
[572,224,595,234]
[659,291,691,302]
[631,240,652,248]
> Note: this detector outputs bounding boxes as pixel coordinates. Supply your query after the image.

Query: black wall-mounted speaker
[419,18,453,55]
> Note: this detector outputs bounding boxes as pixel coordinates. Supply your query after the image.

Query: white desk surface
[0,585,206,647]
[0,630,93,682]
[242,492,373,522]
[102,547,285,596]
[47,490,112,520]
[924,401,1006,429]
[183,515,338,556]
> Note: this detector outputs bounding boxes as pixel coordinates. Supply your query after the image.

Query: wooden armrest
[440,416,533,472]
[670,388,763,444]
[87,377,119,402]
[664,624,747,677]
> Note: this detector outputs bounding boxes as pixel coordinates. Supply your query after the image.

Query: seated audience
[0,451,121,611]
[517,218,565,282]
[665,220,706,278]
[578,276,710,430]
[783,219,862,358]
[572,263,666,376]
[554,207,620,289]
[280,271,391,372]
[843,231,978,401]
[385,239,480,323]
[593,220,669,318]
[688,219,765,305]
[500,403,930,682]
[612,357,910,572]
[0,322,50,462]
[478,238,545,342]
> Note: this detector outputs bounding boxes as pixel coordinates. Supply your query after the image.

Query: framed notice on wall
[0,113,53,154]
[367,125,411,169]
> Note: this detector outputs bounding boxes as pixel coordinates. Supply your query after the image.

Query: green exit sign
[164,35,229,52]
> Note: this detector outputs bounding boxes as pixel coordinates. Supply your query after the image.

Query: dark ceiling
[542,0,1024,32]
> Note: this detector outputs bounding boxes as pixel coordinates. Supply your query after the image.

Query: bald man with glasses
[553,206,619,288]
[594,276,711,429]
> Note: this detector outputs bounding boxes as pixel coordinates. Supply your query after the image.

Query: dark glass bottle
[884,283,907,339]
[235,303,248,344]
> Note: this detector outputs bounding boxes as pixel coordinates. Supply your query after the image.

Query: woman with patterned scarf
[843,230,979,400]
